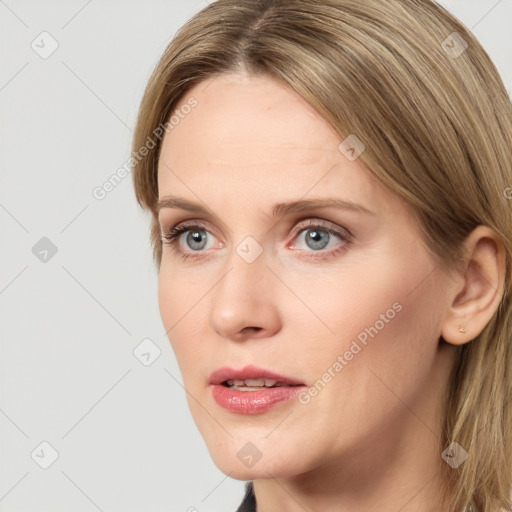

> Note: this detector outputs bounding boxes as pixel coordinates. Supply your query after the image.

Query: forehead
[156,72,401,220]
[165,73,338,160]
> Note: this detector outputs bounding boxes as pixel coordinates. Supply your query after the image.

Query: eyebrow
[156,195,376,218]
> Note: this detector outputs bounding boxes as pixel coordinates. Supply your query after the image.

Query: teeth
[225,378,285,388]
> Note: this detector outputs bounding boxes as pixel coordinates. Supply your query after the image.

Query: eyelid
[161,217,351,242]
[161,219,212,238]
[292,217,352,238]
[161,219,219,247]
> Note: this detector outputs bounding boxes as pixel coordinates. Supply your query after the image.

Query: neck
[253,429,453,512]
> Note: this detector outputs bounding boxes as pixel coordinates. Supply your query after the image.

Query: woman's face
[157,72,457,480]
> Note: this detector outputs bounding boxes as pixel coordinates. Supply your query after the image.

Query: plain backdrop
[1,1,511,511]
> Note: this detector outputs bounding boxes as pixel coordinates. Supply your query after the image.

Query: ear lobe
[440,226,505,346]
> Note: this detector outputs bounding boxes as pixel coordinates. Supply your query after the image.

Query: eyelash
[160,219,352,262]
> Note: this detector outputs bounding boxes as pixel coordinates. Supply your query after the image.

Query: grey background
[0,1,511,511]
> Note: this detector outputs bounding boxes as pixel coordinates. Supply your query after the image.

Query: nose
[209,241,281,342]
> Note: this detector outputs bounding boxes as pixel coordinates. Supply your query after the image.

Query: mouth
[209,365,306,414]
[221,378,301,391]
[208,364,305,387]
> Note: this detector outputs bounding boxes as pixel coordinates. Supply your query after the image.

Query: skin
[156,71,505,512]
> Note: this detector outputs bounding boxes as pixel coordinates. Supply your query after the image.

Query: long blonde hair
[131,1,512,510]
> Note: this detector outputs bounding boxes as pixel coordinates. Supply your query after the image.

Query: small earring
[458,325,466,334]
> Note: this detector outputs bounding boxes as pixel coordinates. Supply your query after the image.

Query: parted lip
[208,364,305,386]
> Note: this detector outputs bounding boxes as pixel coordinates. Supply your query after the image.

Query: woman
[131,1,512,510]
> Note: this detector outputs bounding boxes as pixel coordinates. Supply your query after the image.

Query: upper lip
[208,365,304,386]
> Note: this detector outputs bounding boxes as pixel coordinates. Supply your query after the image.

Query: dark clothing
[235,481,256,512]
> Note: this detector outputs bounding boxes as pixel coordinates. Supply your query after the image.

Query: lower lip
[211,384,305,414]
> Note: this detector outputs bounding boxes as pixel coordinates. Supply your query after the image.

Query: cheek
[276,257,444,461]
[285,251,441,389]
[158,267,206,373]
[158,263,203,327]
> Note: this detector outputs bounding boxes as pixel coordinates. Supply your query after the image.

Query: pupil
[307,229,329,250]
[187,230,207,250]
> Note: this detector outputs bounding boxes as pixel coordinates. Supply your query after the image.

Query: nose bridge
[209,232,279,338]
[216,233,268,305]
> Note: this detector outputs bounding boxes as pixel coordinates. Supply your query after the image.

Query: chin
[213,458,305,481]
[206,437,310,480]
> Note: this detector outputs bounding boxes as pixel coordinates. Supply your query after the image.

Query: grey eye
[303,228,331,250]
[185,229,208,250]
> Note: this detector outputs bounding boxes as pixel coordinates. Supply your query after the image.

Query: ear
[441,225,506,346]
